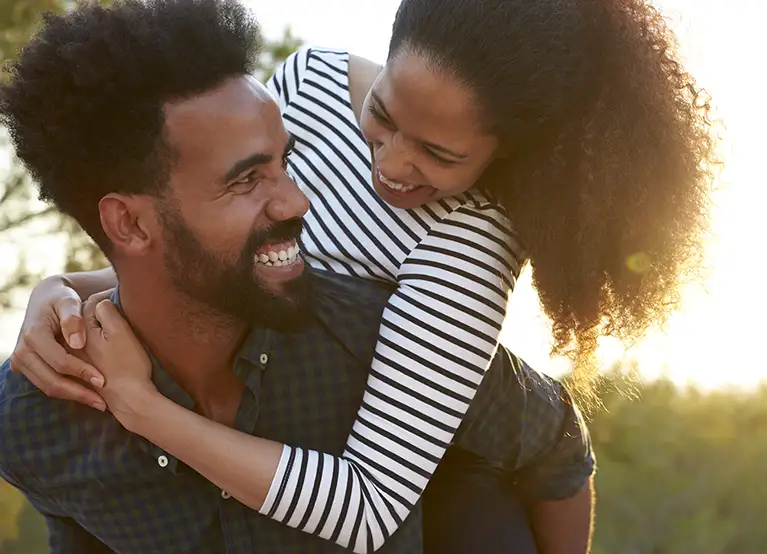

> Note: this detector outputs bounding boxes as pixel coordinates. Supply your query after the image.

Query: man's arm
[0,468,112,553]
[455,349,596,553]
[41,513,114,554]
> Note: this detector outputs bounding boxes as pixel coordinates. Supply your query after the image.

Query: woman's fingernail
[90,401,106,412]
[90,377,104,389]
[69,333,85,349]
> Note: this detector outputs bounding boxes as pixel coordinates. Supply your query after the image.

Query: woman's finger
[53,292,86,349]
[82,294,102,334]
[10,349,106,410]
[22,327,104,387]
[94,300,127,337]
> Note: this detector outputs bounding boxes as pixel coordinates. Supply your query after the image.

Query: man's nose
[267,173,310,222]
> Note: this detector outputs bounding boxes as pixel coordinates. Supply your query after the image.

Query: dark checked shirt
[0,269,595,554]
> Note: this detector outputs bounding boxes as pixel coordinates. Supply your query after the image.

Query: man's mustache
[245,218,304,255]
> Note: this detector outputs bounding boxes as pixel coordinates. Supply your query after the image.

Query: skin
[360,51,499,209]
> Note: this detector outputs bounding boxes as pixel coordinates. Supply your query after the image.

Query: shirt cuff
[259,444,293,515]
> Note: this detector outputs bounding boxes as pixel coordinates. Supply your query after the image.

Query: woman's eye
[368,104,392,127]
[425,148,457,165]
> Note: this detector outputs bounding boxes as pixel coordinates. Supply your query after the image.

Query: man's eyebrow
[221,134,296,183]
[370,92,468,160]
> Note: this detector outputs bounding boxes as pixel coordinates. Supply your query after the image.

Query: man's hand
[10,277,110,410]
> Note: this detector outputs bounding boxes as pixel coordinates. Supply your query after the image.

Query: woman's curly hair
[391,0,718,406]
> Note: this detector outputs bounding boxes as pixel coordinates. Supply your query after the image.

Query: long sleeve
[0,463,112,554]
[260,203,523,552]
[44,514,114,554]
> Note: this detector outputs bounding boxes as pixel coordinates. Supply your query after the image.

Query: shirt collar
[108,287,273,473]
[309,269,394,366]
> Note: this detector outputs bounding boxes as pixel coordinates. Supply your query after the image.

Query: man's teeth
[379,173,417,193]
[256,244,300,267]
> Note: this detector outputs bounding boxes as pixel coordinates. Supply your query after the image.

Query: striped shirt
[260,47,525,553]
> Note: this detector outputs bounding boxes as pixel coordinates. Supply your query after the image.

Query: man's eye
[282,151,292,169]
[230,172,259,190]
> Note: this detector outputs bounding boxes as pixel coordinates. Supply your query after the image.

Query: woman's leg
[422,448,538,554]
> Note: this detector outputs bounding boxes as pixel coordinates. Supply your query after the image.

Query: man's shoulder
[311,268,394,310]
[0,358,116,476]
[308,269,395,365]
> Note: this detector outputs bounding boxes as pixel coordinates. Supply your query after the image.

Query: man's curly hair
[391,0,718,406]
[0,0,263,251]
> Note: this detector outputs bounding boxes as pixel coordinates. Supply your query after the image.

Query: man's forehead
[164,75,274,129]
[162,75,285,168]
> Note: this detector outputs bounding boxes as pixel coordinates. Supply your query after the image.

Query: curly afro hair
[391,0,718,406]
[0,0,263,252]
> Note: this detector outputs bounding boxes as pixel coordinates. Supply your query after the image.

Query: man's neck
[116,273,248,406]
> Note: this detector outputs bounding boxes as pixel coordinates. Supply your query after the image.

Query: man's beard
[158,204,313,332]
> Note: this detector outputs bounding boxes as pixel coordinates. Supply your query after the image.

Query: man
[0,1,594,553]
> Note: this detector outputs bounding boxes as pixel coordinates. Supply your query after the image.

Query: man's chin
[245,268,314,332]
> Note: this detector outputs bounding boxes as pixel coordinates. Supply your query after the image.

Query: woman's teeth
[256,242,300,267]
[378,172,418,193]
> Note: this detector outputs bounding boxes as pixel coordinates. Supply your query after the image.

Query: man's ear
[98,193,157,257]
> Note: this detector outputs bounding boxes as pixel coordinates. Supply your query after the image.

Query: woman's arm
[61,267,117,301]
[86,202,523,553]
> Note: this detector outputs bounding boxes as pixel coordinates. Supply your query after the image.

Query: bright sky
[1,0,765,389]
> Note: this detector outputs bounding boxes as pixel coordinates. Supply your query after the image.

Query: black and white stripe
[259,47,525,553]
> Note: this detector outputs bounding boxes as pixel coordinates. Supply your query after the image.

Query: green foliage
[0,0,65,71]
[256,27,303,82]
[589,380,767,554]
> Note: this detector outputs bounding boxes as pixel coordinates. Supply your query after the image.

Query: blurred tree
[590,380,767,554]
[0,1,64,67]
[0,1,71,308]
[0,500,47,554]
[255,26,304,82]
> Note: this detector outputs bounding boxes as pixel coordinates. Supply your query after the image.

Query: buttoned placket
[219,328,273,553]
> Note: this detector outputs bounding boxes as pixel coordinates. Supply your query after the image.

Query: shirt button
[221,490,231,499]
[157,455,169,468]
[259,353,268,365]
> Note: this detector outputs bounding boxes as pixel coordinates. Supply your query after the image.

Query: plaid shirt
[0,269,594,554]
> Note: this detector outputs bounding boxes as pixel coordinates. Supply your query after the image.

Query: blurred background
[1,1,765,553]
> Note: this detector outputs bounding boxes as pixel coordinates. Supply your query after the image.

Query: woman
[11,0,715,552]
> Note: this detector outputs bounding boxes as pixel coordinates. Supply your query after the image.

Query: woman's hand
[10,276,109,410]
[82,296,158,427]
